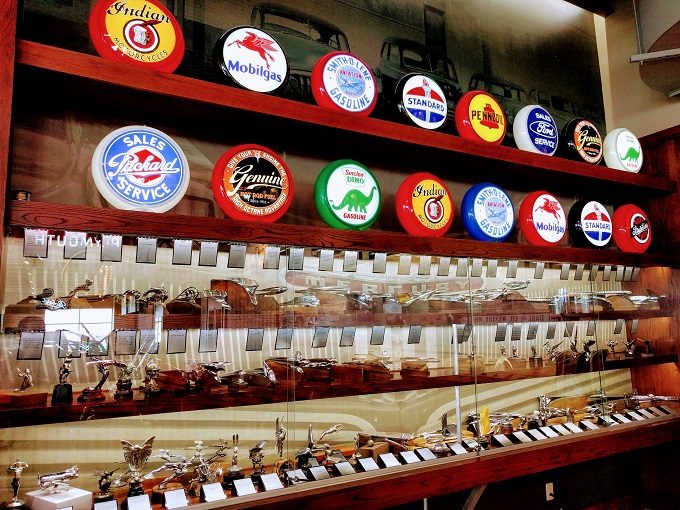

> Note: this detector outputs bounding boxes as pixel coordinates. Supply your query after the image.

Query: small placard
[163,488,188,509]
[546,323,557,339]
[648,407,665,416]
[407,325,422,344]
[626,411,645,421]
[470,258,483,277]
[312,326,330,348]
[167,329,187,354]
[539,426,559,438]
[343,250,358,272]
[86,333,109,357]
[526,429,548,441]
[574,263,585,280]
[580,420,599,431]
[494,323,508,342]
[586,320,596,337]
[486,258,498,277]
[94,500,118,510]
[101,234,123,262]
[462,438,482,450]
[551,424,571,435]
[198,329,218,353]
[564,321,575,337]
[455,258,468,277]
[560,263,570,280]
[614,319,624,335]
[378,453,401,468]
[631,267,641,281]
[455,323,472,343]
[369,325,386,345]
[589,264,600,281]
[418,255,432,276]
[437,256,451,276]
[511,323,522,342]
[373,252,387,273]
[599,415,618,426]
[17,331,45,360]
[199,241,219,267]
[63,231,88,260]
[172,239,193,265]
[397,255,411,275]
[602,265,612,281]
[629,319,639,335]
[285,469,308,482]
[260,473,284,491]
[334,461,356,475]
[534,261,545,279]
[227,244,246,268]
[564,422,583,433]
[201,482,227,502]
[527,323,538,340]
[339,326,356,347]
[319,249,335,271]
[275,328,293,350]
[135,237,157,264]
[612,413,632,424]
[637,409,656,419]
[287,247,305,270]
[615,265,625,281]
[492,434,514,447]
[512,431,534,443]
[263,245,281,269]
[58,330,82,358]
[398,451,421,464]
[357,457,380,471]
[114,330,137,355]
[506,259,518,278]
[450,443,468,455]
[415,447,437,461]
[232,478,257,496]
[139,329,159,354]
[245,328,265,351]
[24,228,49,258]
[126,494,151,510]
[308,466,330,481]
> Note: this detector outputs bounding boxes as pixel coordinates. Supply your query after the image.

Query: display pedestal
[25,488,92,510]
[358,441,389,461]
[51,384,72,405]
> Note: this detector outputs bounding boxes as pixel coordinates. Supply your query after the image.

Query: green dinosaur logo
[620,146,640,162]
[331,186,377,213]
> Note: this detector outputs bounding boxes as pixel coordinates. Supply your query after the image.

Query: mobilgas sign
[91,126,190,212]
[215,26,288,93]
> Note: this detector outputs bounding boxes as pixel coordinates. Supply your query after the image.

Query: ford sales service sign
[311,51,377,115]
[214,26,288,93]
[92,126,190,212]
[513,105,558,156]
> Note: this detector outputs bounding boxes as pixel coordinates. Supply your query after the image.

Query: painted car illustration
[251,3,350,99]
[527,89,581,132]
[375,37,462,118]
[468,73,527,138]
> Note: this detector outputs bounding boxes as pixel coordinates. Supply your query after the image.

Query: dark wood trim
[564,0,614,17]
[9,200,680,267]
[15,40,675,194]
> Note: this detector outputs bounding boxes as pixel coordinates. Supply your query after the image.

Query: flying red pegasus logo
[534,197,562,221]
[228,32,278,69]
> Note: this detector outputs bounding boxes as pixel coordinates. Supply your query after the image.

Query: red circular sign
[612,204,651,253]
[311,51,377,116]
[212,144,293,223]
[518,191,566,246]
[395,173,453,237]
[89,0,185,73]
[455,90,506,144]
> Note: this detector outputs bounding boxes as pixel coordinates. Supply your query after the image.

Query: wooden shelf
[9,200,680,267]
[14,40,676,195]
[1,352,675,429]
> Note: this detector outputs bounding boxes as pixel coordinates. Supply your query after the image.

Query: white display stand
[26,488,92,510]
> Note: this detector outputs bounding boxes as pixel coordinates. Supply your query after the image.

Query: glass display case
[1,1,679,509]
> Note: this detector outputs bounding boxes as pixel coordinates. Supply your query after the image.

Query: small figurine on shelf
[642,339,654,357]
[120,436,155,498]
[248,441,267,486]
[14,369,33,392]
[51,347,74,404]
[511,343,519,359]
[188,440,228,497]
[529,345,543,368]
[6,459,29,508]
[38,465,79,494]
[78,358,113,402]
[543,339,564,361]
[145,450,190,502]
[275,417,287,459]
[607,339,619,358]
[141,359,161,397]
[624,339,637,357]
[494,346,512,370]
[221,434,244,491]
[92,468,118,503]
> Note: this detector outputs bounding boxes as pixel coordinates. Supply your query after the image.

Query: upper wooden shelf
[14,40,675,195]
[9,200,680,267]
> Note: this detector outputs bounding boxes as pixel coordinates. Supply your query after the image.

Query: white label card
[24,228,49,258]
[613,413,632,424]
[397,255,411,275]
[334,461,356,475]
[626,411,645,421]
[539,426,559,438]
[551,424,571,435]
[319,249,335,271]
[648,406,665,416]
[287,247,305,270]
[378,453,401,468]
[63,231,88,260]
[17,331,45,360]
[415,448,437,461]
[201,482,226,502]
[227,243,246,268]
[399,451,421,464]
[564,422,583,433]
[101,234,123,262]
[263,245,281,269]
[135,237,157,264]
[126,494,151,510]
[418,255,432,275]
[513,431,534,443]
[163,488,188,509]
[358,457,380,471]
[172,239,193,265]
[450,443,469,455]
[233,478,257,496]
[166,329,187,354]
[660,405,677,415]
[580,420,599,431]
[94,501,118,510]
[114,330,137,355]
[343,250,358,272]
[260,473,284,491]
[437,256,451,276]
[526,429,547,441]
[373,252,387,273]
[198,241,219,267]
[637,409,656,419]
[492,434,514,447]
